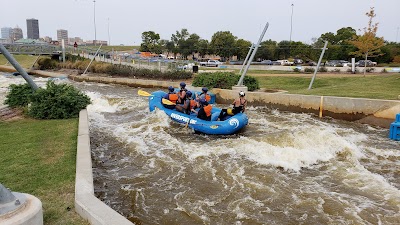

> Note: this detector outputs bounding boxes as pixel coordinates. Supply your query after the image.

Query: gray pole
[62,39,66,63]
[308,41,328,90]
[237,22,269,86]
[396,27,399,43]
[82,44,102,75]
[289,3,294,57]
[0,43,38,90]
[93,0,97,46]
[239,43,254,75]
[108,18,111,46]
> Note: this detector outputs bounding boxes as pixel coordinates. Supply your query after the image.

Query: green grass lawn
[0,118,88,225]
[0,54,39,68]
[255,74,400,100]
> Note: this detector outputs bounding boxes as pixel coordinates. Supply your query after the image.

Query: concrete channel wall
[66,74,400,128]
[75,110,133,225]
[0,64,398,127]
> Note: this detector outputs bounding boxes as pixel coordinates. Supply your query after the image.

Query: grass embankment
[255,74,400,100]
[0,54,39,68]
[0,118,88,225]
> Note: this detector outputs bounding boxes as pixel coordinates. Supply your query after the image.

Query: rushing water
[1,73,400,224]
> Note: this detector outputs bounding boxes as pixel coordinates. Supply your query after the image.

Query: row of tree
[139,8,399,64]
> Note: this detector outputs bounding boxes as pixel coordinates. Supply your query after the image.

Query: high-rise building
[57,29,68,45]
[26,18,39,39]
[11,27,23,41]
[1,27,13,39]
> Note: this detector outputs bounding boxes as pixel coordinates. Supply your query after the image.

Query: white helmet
[239,91,245,97]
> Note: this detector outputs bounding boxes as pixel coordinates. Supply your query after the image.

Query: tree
[235,39,252,60]
[210,31,237,61]
[140,31,161,53]
[171,28,190,58]
[349,7,385,76]
[165,41,176,58]
[255,39,277,60]
[197,39,210,59]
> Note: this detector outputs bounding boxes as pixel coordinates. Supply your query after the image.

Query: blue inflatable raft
[149,91,248,135]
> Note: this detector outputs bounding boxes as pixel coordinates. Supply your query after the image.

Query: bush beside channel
[4,81,91,119]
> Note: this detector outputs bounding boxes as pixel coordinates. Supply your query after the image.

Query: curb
[75,109,133,225]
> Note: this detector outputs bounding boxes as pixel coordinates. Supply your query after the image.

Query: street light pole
[289,3,294,58]
[108,17,110,46]
[93,0,97,46]
[396,27,399,43]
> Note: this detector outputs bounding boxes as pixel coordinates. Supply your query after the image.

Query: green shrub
[366,68,375,73]
[381,68,387,73]
[4,83,34,107]
[192,72,259,91]
[28,81,91,119]
[331,68,341,73]
[318,67,328,72]
[293,68,301,73]
[37,58,58,70]
[304,68,315,73]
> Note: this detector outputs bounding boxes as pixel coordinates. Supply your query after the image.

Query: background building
[1,27,13,39]
[57,29,68,45]
[68,37,84,45]
[43,36,52,43]
[11,27,23,41]
[26,18,39,39]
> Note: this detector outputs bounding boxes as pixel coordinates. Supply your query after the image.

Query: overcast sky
[1,0,399,45]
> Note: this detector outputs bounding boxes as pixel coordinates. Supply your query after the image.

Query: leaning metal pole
[239,43,254,75]
[0,43,38,90]
[237,22,269,86]
[82,44,102,75]
[308,41,328,90]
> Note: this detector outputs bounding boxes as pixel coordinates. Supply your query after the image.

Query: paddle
[137,90,152,97]
[162,98,176,106]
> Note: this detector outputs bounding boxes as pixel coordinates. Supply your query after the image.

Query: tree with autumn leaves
[349,7,385,76]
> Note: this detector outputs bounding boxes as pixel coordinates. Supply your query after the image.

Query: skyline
[1,0,399,45]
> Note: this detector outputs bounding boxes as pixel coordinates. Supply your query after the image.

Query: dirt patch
[0,107,24,121]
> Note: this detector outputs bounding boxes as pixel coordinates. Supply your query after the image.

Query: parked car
[357,60,377,67]
[293,58,303,64]
[276,60,294,66]
[272,61,282,65]
[260,60,273,65]
[325,60,342,67]
[199,60,222,67]
[305,60,317,66]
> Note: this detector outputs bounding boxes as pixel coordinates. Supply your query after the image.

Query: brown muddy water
[1,73,400,225]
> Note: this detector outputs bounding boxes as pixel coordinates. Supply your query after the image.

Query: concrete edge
[75,109,134,225]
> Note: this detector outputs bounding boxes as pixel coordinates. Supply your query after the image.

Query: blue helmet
[168,86,174,92]
[186,91,192,97]
[199,98,208,105]
[180,82,186,88]
[202,87,208,92]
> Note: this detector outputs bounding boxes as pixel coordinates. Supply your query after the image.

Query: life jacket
[189,99,197,109]
[203,104,212,117]
[233,98,246,114]
[199,93,211,102]
[168,93,178,103]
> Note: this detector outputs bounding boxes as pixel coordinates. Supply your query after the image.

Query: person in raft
[176,82,187,104]
[175,91,197,114]
[162,86,178,109]
[196,87,211,107]
[218,91,247,120]
[191,98,212,121]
